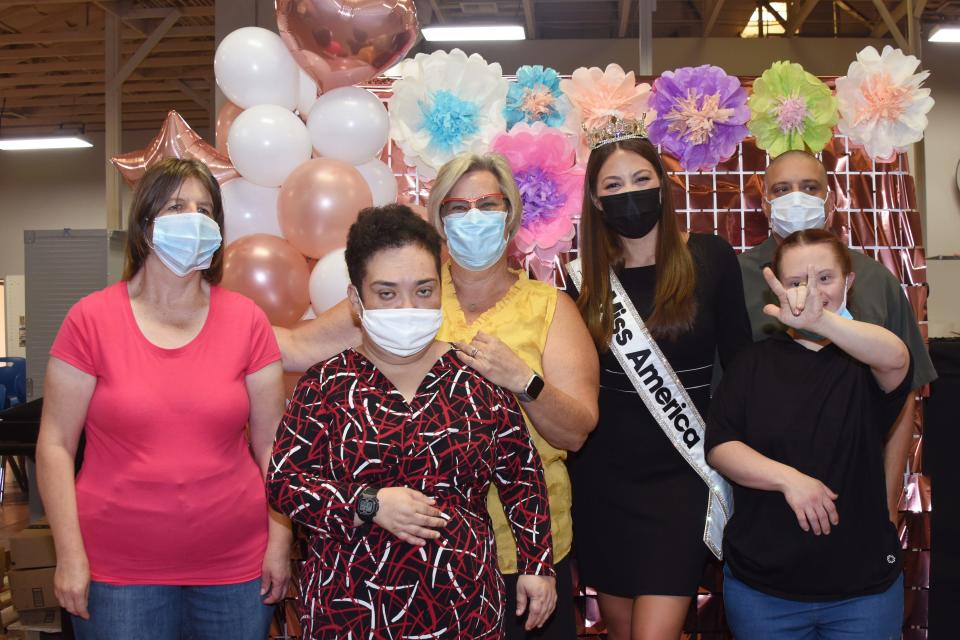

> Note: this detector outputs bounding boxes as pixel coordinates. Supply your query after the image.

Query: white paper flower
[388,49,508,179]
[836,45,934,161]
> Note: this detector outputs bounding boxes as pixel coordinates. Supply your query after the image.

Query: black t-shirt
[706,332,913,601]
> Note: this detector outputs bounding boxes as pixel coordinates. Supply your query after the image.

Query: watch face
[357,496,378,518]
[526,374,545,399]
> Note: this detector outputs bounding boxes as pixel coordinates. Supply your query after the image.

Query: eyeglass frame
[438,192,509,216]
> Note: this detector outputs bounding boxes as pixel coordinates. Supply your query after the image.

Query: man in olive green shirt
[738,150,937,520]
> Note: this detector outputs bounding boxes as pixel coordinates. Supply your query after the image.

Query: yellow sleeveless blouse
[437,262,572,573]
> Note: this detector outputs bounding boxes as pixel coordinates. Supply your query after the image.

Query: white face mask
[150,212,222,278]
[355,294,442,358]
[767,191,827,238]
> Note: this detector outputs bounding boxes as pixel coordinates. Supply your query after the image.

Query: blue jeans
[72,577,275,640]
[723,566,903,640]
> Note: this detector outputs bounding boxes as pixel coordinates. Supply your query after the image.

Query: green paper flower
[748,61,838,156]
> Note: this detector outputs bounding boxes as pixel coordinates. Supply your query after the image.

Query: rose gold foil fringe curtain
[269,76,931,639]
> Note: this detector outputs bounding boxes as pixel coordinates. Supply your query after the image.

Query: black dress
[568,233,751,596]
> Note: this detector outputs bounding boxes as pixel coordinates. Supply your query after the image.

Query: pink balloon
[215,101,244,154]
[221,234,311,328]
[277,158,372,259]
[276,0,419,92]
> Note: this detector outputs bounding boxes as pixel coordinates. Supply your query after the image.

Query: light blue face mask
[798,276,853,341]
[151,212,222,278]
[442,208,508,271]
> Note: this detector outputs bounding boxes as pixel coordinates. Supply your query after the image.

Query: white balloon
[297,69,320,120]
[307,87,389,165]
[214,27,298,110]
[354,159,398,207]
[221,178,282,246]
[300,307,317,321]
[228,105,312,188]
[309,248,350,314]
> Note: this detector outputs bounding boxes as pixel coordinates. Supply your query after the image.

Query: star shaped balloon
[110,110,239,187]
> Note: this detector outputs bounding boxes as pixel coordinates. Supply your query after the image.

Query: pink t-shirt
[50,282,280,585]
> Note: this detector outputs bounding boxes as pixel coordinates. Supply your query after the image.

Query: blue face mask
[442,208,508,271]
[798,276,853,341]
[150,212,222,278]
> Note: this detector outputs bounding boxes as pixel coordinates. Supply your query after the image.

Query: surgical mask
[443,209,508,271]
[150,212,222,278]
[767,191,827,238]
[356,295,442,357]
[599,187,661,239]
[798,276,853,341]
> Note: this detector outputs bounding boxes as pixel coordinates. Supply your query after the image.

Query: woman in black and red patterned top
[267,204,555,639]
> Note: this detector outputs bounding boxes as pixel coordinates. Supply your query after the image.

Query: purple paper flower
[648,65,749,172]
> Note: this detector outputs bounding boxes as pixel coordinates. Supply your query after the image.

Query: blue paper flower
[419,90,481,154]
[504,65,571,130]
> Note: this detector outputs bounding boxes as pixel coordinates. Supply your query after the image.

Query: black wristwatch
[356,486,380,524]
[517,372,545,402]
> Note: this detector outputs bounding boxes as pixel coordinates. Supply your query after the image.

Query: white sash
[567,258,732,559]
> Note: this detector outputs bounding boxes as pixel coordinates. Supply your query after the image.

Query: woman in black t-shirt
[706,229,912,640]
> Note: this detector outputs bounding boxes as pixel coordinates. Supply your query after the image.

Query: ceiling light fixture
[929,26,960,42]
[421,25,525,41]
[0,136,93,151]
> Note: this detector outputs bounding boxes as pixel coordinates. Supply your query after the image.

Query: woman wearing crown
[565,115,752,639]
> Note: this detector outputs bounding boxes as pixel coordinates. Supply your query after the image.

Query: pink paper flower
[836,45,933,162]
[560,63,654,161]
[491,122,584,282]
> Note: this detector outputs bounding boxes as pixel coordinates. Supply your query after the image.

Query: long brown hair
[576,138,697,351]
[122,158,225,283]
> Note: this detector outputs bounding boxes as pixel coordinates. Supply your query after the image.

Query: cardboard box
[8,567,56,611]
[9,524,56,570]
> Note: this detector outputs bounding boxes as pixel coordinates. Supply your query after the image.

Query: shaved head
[765,150,828,195]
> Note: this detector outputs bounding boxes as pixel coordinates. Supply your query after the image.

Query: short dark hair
[344,204,442,293]
[123,158,225,283]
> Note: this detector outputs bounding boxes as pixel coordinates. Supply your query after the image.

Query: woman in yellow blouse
[277,152,599,639]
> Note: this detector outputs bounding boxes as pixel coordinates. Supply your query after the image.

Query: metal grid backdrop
[272,78,932,639]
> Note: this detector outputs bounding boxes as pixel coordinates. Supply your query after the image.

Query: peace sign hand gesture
[762,265,825,332]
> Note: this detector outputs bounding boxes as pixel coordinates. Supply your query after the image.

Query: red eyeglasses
[439,193,509,216]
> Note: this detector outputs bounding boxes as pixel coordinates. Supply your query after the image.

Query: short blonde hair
[427,153,523,240]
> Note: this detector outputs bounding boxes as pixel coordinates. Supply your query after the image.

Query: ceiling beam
[0,79,210,98]
[427,0,444,23]
[785,0,820,36]
[0,24,208,46]
[0,54,212,75]
[3,90,211,109]
[869,0,909,48]
[870,0,926,37]
[835,0,873,27]
[759,0,787,28]
[0,0,98,6]
[618,0,633,37]
[168,79,208,110]
[0,38,213,61]
[522,0,537,38]
[703,0,727,36]
[108,8,181,89]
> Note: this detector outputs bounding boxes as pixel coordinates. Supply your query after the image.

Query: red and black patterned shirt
[267,348,553,639]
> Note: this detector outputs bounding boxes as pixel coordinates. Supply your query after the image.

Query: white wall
[919,42,960,338]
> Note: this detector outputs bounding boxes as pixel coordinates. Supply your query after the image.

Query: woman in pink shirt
[36,159,292,639]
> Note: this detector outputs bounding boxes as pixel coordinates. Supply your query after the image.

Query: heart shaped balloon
[276,0,419,92]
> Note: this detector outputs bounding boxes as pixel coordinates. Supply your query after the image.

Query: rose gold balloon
[221,234,311,328]
[215,101,244,154]
[111,111,239,187]
[276,0,419,92]
[277,158,373,259]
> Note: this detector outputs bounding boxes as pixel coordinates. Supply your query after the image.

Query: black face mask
[598,187,662,239]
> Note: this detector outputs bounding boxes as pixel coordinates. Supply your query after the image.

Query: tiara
[584,114,649,150]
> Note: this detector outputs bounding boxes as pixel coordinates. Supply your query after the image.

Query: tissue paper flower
[504,65,571,130]
[491,122,584,282]
[748,61,838,156]
[561,63,654,161]
[836,45,934,162]
[388,49,508,179]
[647,65,749,171]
